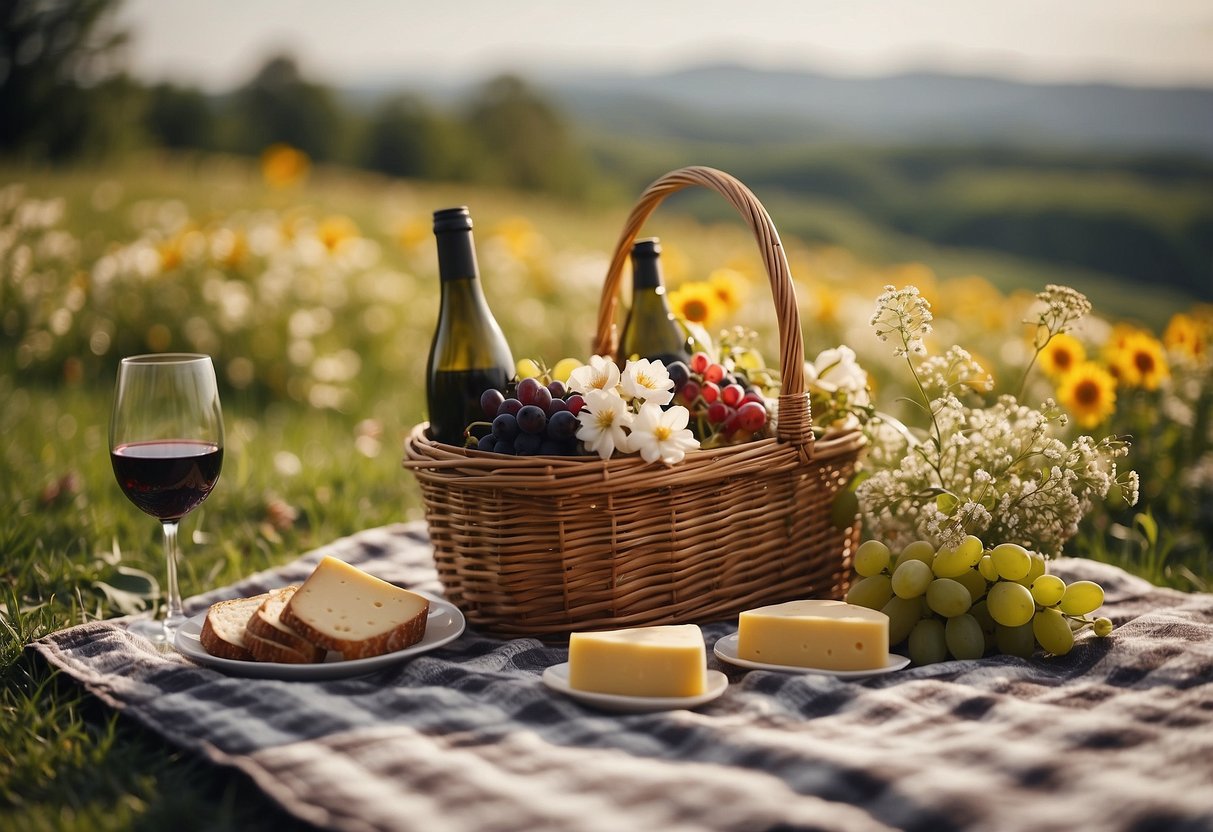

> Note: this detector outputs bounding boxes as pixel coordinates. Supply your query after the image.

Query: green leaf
[92,566,159,616]
[831,489,860,530]
[935,493,960,516]
[1134,512,1159,549]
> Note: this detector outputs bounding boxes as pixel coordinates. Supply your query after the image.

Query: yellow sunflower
[708,268,748,313]
[1163,312,1207,364]
[668,281,726,328]
[261,143,310,189]
[1039,333,1086,378]
[1112,331,1170,391]
[1057,362,1117,429]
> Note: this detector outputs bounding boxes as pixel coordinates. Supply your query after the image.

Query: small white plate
[713,632,910,678]
[541,663,728,713]
[173,594,465,680]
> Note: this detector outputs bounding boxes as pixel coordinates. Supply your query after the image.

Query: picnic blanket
[31,523,1213,832]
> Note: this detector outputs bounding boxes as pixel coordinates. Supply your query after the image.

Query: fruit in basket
[846,533,1115,663]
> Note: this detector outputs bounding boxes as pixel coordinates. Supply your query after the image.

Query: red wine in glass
[110,354,224,642]
[111,440,224,522]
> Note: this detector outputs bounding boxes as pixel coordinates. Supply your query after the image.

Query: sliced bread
[245,628,326,664]
[198,593,270,660]
[245,585,326,662]
[280,556,429,660]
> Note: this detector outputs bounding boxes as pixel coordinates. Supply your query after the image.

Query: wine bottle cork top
[433,207,473,233]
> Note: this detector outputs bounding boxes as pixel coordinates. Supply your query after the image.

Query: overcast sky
[118,0,1213,90]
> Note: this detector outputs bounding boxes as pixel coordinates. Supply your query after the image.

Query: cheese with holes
[568,624,706,697]
[738,600,888,670]
[280,556,429,660]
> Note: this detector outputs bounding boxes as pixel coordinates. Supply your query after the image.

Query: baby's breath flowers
[859,284,1138,556]
[574,357,699,463]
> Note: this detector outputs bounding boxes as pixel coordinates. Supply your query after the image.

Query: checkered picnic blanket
[31,523,1213,832]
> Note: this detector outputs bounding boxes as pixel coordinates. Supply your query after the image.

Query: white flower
[870,284,933,357]
[576,388,633,460]
[805,345,870,406]
[628,402,699,465]
[567,354,620,395]
[619,358,675,406]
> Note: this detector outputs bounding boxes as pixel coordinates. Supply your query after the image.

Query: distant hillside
[342,64,1213,303]
[545,64,1213,158]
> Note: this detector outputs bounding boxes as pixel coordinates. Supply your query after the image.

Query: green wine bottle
[618,238,692,367]
[426,207,515,446]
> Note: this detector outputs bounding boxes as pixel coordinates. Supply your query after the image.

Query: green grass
[1,154,1210,830]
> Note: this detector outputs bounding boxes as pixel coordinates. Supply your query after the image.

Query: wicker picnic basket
[403,166,865,638]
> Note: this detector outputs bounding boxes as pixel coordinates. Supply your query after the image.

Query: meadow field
[2,154,1210,829]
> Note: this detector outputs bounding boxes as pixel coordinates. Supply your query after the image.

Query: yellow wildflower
[317,216,359,253]
[492,216,542,261]
[708,268,748,313]
[1112,331,1169,391]
[668,281,726,328]
[396,216,430,252]
[261,144,310,189]
[1039,333,1086,378]
[1057,362,1117,429]
[1163,313,1207,364]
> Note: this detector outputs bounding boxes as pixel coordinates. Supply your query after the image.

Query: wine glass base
[126,617,174,644]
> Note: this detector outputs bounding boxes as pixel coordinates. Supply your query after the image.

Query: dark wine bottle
[618,238,692,367]
[426,207,515,446]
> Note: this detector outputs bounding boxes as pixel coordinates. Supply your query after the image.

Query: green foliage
[463,74,594,198]
[228,54,347,162]
[0,0,141,160]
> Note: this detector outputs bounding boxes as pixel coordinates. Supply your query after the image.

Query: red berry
[707,402,728,423]
[721,383,745,407]
[701,382,720,404]
[690,352,710,374]
[704,363,725,383]
[722,407,740,434]
[565,394,585,416]
[741,392,765,407]
[737,401,767,433]
[680,380,701,405]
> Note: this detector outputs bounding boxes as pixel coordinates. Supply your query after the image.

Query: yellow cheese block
[738,600,889,671]
[568,624,707,697]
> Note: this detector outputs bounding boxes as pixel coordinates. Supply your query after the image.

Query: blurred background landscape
[2,2,1212,826]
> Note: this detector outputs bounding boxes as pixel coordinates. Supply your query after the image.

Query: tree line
[1,1,594,198]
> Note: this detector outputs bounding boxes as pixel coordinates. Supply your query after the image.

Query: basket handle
[591,166,813,456]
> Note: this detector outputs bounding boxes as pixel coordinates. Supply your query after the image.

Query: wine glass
[110,354,224,642]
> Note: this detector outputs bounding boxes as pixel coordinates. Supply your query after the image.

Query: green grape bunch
[846,537,1114,665]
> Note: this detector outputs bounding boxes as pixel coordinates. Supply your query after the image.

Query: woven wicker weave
[403,166,865,638]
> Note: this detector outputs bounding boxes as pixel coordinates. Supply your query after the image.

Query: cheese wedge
[568,624,706,697]
[738,600,889,671]
[279,556,429,660]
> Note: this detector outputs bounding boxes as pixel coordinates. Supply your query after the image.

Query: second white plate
[713,632,910,677]
[542,663,728,713]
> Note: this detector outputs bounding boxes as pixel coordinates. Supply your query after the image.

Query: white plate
[713,632,910,678]
[541,663,728,713]
[173,594,465,680]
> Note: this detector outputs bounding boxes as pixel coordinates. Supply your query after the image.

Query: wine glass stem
[162,520,185,637]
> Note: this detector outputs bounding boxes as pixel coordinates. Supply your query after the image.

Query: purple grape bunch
[472,377,587,456]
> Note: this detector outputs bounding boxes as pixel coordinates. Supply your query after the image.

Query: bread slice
[280,556,429,660]
[198,593,270,660]
[245,628,326,664]
[245,585,325,662]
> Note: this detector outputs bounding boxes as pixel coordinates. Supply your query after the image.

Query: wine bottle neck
[436,229,480,283]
